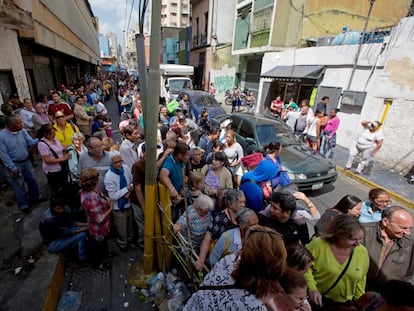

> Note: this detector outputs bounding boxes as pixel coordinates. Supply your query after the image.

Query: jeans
[5,160,39,210]
[47,228,87,260]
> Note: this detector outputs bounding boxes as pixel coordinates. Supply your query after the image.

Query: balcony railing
[192,33,208,48]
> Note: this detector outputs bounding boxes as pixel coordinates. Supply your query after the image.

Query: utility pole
[346,0,375,91]
[143,0,161,274]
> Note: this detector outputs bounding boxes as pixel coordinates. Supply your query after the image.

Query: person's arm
[361,120,370,129]
[194,231,212,271]
[134,183,145,214]
[304,246,323,307]
[104,173,130,201]
[156,148,173,168]
[328,118,340,139]
[37,141,71,164]
[294,191,320,218]
[230,144,244,167]
[158,168,179,200]
[209,232,226,267]
[316,119,322,147]
[370,139,383,157]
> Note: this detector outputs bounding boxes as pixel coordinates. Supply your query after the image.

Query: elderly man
[0,115,43,212]
[363,206,414,292]
[78,137,111,194]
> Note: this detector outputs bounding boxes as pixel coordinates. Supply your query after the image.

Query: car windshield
[256,123,298,146]
[169,79,193,92]
[196,95,220,107]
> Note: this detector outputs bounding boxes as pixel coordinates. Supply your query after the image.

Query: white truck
[159,64,194,104]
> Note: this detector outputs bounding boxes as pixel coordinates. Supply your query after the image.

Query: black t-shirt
[259,214,310,246]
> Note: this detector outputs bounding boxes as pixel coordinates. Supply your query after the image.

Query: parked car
[212,113,338,191]
[176,90,227,121]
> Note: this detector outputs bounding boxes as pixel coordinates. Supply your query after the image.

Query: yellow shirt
[304,237,369,303]
[53,122,80,148]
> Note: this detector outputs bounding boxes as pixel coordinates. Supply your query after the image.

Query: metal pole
[135,33,148,117]
[346,0,375,91]
[143,0,161,274]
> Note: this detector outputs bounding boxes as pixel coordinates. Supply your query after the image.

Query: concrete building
[231,0,411,101]
[257,16,414,173]
[0,0,99,106]
[161,0,191,28]
[190,0,236,91]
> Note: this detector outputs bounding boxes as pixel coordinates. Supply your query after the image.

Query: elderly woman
[104,153,134,252]
[184,225,287,310]
[194,189,246,271]
[173,194,215,254]
[80,168,113,268]
[37,124,72,196]
[53,110,80,148]
[200,151,233,197]
[315,195,362,236]
[66,132,87,181]
[359,188,391,223]
[210,207,259,267]
[32,102,51,132]
[305,214,369,310]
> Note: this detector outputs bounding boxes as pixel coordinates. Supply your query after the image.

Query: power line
[123,0,128,32]
[126,0,135,32]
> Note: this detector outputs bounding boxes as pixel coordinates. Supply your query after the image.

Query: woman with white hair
[67,132,87,180]
[173,194,215,253]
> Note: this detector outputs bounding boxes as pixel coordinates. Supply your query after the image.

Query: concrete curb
[43,254,66,311]
[337,165,414,209]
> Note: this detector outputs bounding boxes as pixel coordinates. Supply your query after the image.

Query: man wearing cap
[3,92,23,113]
[48,91,74,122]
[0,115,43,213]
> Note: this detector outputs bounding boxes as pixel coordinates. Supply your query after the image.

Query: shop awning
[261,65,326,82]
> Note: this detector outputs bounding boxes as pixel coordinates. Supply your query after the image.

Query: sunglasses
[55,115,64,119]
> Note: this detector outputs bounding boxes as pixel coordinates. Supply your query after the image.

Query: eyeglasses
[289,294,309,304]
[55,115,64,119]
[374,199,392,205]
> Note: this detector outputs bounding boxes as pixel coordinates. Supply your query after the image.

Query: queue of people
[1,73,413,310]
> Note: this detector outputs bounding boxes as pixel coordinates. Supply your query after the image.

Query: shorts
[307,135,318,146]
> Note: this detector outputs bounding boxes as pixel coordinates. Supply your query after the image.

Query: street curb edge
[336,165,414,209]
[42,254,65,311]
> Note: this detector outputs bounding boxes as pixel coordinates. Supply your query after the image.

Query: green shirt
[304,237,369,303]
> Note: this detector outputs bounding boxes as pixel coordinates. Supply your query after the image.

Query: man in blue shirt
[0,115,42,213]
[159,142,190,221]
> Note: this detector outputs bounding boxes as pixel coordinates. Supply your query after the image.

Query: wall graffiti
[214,75,235,93]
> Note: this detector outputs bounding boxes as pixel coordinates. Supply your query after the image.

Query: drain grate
[67,265,112,311]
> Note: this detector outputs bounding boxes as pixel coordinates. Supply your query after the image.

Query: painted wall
[303,0,411,42]
[209,45,237,98]
[259,17,414,172]
[0,28,30,108]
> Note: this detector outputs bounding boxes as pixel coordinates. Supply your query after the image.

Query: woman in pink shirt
[37,124,72,196]
[320,108,340,158]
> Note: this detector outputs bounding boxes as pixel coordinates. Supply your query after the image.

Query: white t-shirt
[357,129,383,149]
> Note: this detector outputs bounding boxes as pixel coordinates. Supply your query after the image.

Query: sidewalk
[331,145,414,208]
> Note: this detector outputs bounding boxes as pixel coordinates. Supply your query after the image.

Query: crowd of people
[0,73,413,310]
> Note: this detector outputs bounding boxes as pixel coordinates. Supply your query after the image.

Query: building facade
[257,16,414,172]
[0,0,99,106]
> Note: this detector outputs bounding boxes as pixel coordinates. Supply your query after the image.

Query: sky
[89,0,144,48]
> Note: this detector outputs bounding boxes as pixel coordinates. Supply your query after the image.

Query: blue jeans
[5,160,39,210]
[47,228,87,260]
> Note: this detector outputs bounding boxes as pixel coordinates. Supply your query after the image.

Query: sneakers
[344,166,351,171]
[354,169,362,174]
